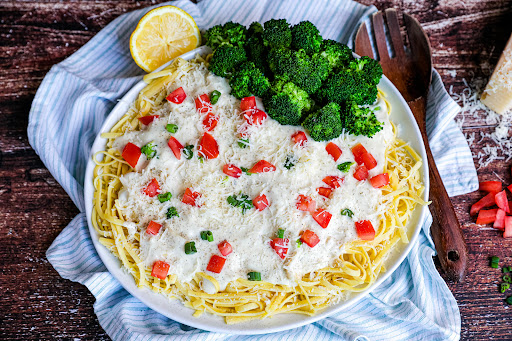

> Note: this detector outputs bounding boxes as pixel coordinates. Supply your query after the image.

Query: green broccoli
[302,102,343,141]
[263,19,292,49]
[229,62,270,98]
[317,39,354,71]
[204,21,247,50]
[263,81,312,125]
[341,101,383,137]
[316,67,378,106]
[247,21,264,36]
[245,22,270,75]
[208,44,247,78]
[291,21,323,55]
[348,56,383,85]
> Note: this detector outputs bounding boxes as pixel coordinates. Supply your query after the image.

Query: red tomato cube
[369,173,390,188]
[301,230,320,248]
[476,208,498,225]
[143,178,160,197]
[182,188,201,206]
[323,176,342,189]
[326,142,342,161]
[270,238,289,259]
[351,143,368,165]
[218,241,232,256]
[353,165,369,181]
[167,136,184,160]
[122,142,141,168]
[198,132,219,159]
[206,255,226,273]
[240,96,256,112]
[138,115,159,125]
[151,260,170,279]
[355,220,375,240]
[195,94,211,114]
[317,187,332,198]
[203,113,219,131]
[253,194,269,211]
[223,164,242,178]
[494,209,506,230]
[166,87,186,104]
[249,160,276,173]
[470,192,496,216]
[311,208,332,228]
[479,181,502,193]
[246,109,267,125]
[361,152,377,170]
[146,221,162,235]
[291,131,308,147]
[504,217,512,238]
[495,190,510,213]
[296,195,316,212]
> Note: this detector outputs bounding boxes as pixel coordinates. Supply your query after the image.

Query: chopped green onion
[277,229,285,239]
[166,206,179,219]
[501,283,510,293]
[141,141,157,159]
[166,123,178,133]
[337,161,354,173]
[200,230,213,242]
[184,241,197,255]
[247,271,261,281]
[227,195,239,207]
[491,256,500,268]
[238,138,249,148]
[210,90,221,105]
[198,156,204,163]
[157,192,172,203]
[503,267,510,273]
[504,275,511,283]
[296,239,303,248]
[240,167,252,175]
[183,145,194,159]
[227,193,253,214]
[341,209,354,218]
[284,154,297,170]
[507,296,512,305]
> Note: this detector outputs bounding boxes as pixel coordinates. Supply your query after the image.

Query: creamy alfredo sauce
[114,62,394,290]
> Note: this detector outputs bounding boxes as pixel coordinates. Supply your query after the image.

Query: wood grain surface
[1,0,511,340]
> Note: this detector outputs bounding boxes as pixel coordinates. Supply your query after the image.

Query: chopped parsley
[284,154,297,170]
[210,90,221,104]
[227,193,254,214]
[238,138,249,148]
[141,141,157,159]
[337,161,354,173]
[183,145,194,159]
[166,206,179,219]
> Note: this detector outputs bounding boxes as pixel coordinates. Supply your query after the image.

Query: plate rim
[84,46,429,334]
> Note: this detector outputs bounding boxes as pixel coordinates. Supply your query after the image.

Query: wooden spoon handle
[409,97,468,282]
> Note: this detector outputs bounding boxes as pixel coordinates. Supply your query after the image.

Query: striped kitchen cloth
[28,0,478,340]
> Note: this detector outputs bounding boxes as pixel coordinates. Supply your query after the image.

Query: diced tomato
[323,175,342,189]
[253,194,269,211]
[495,190,510,213]
[311,208,332,229]
[182,188,201,206]
[151,260,170,279]
[206,255,226,273]
[369,173,390,188]
[355,220,375,240]
[122,142,141,168]
[353,165,369,181]
[146,221,162,235]
[351,143,368,165]
[291,131,308,147]
[143,178,160,197]
[249,160,276,173]
[470,192,496,216]
[326,142,342,161]
[296,195,316,212]
[504,217,512,238]
[203,113,219,131]
[301,230,320,248]
[246,109,267,125]
[509,201,512,213]
[218,241,232,256]
[494,209,506,230]
[195,94,211,114]
[223,164,242,178]
[476,209,498,225]
[270,238,289,259]
[167,136,184,160]
[479,181,502,193]
[508,184,512,194]
[138,115,159,125]
[240,96,256,112]
[166,87,186,104]
[317,187,332,198]
[198,132,219,159]
[361,152,377,170]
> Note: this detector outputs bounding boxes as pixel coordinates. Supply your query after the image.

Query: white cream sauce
[114,62,394,290]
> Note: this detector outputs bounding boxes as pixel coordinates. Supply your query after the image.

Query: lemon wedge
[130,6,201,72]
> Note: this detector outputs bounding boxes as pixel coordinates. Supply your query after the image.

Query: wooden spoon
[355,9,468,282]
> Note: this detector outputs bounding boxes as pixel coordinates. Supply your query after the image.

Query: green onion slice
[183,145,194,159]
[507,296,512,305]
[141,142,157,159]
[341,209,354,218]
[200,230,213,242]
[247,271,261,281]
[166,123,178,133]
[501,283,510,293]
[277,229,285,239]
[284,154,297,170]
[296,239,303,248]
[238,138,249,148]
[210,90,221,105]
[158,192,172,203]
[337,161,354,173]
[185,241,197,255]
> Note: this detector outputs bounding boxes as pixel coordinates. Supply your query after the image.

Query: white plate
[84,46,429,334]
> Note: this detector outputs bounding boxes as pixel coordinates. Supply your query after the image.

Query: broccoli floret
[204,22,247,50]
[263,19,292,49]
[208,44,247,78]
[291,21,323,55]
[267,47,293,78]
[229,62,270,98]
[248,22,264,36]
[302,102,343,141]
[317,39,354,71]
[316,67,378,106]
[348,56,383,85]
[341,101,383,137]
[245,22,269,75]
[263,80,312,126]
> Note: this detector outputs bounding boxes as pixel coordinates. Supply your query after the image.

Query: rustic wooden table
[1,0,511,339]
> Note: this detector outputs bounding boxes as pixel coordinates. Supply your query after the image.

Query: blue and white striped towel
[28,0,478,340]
